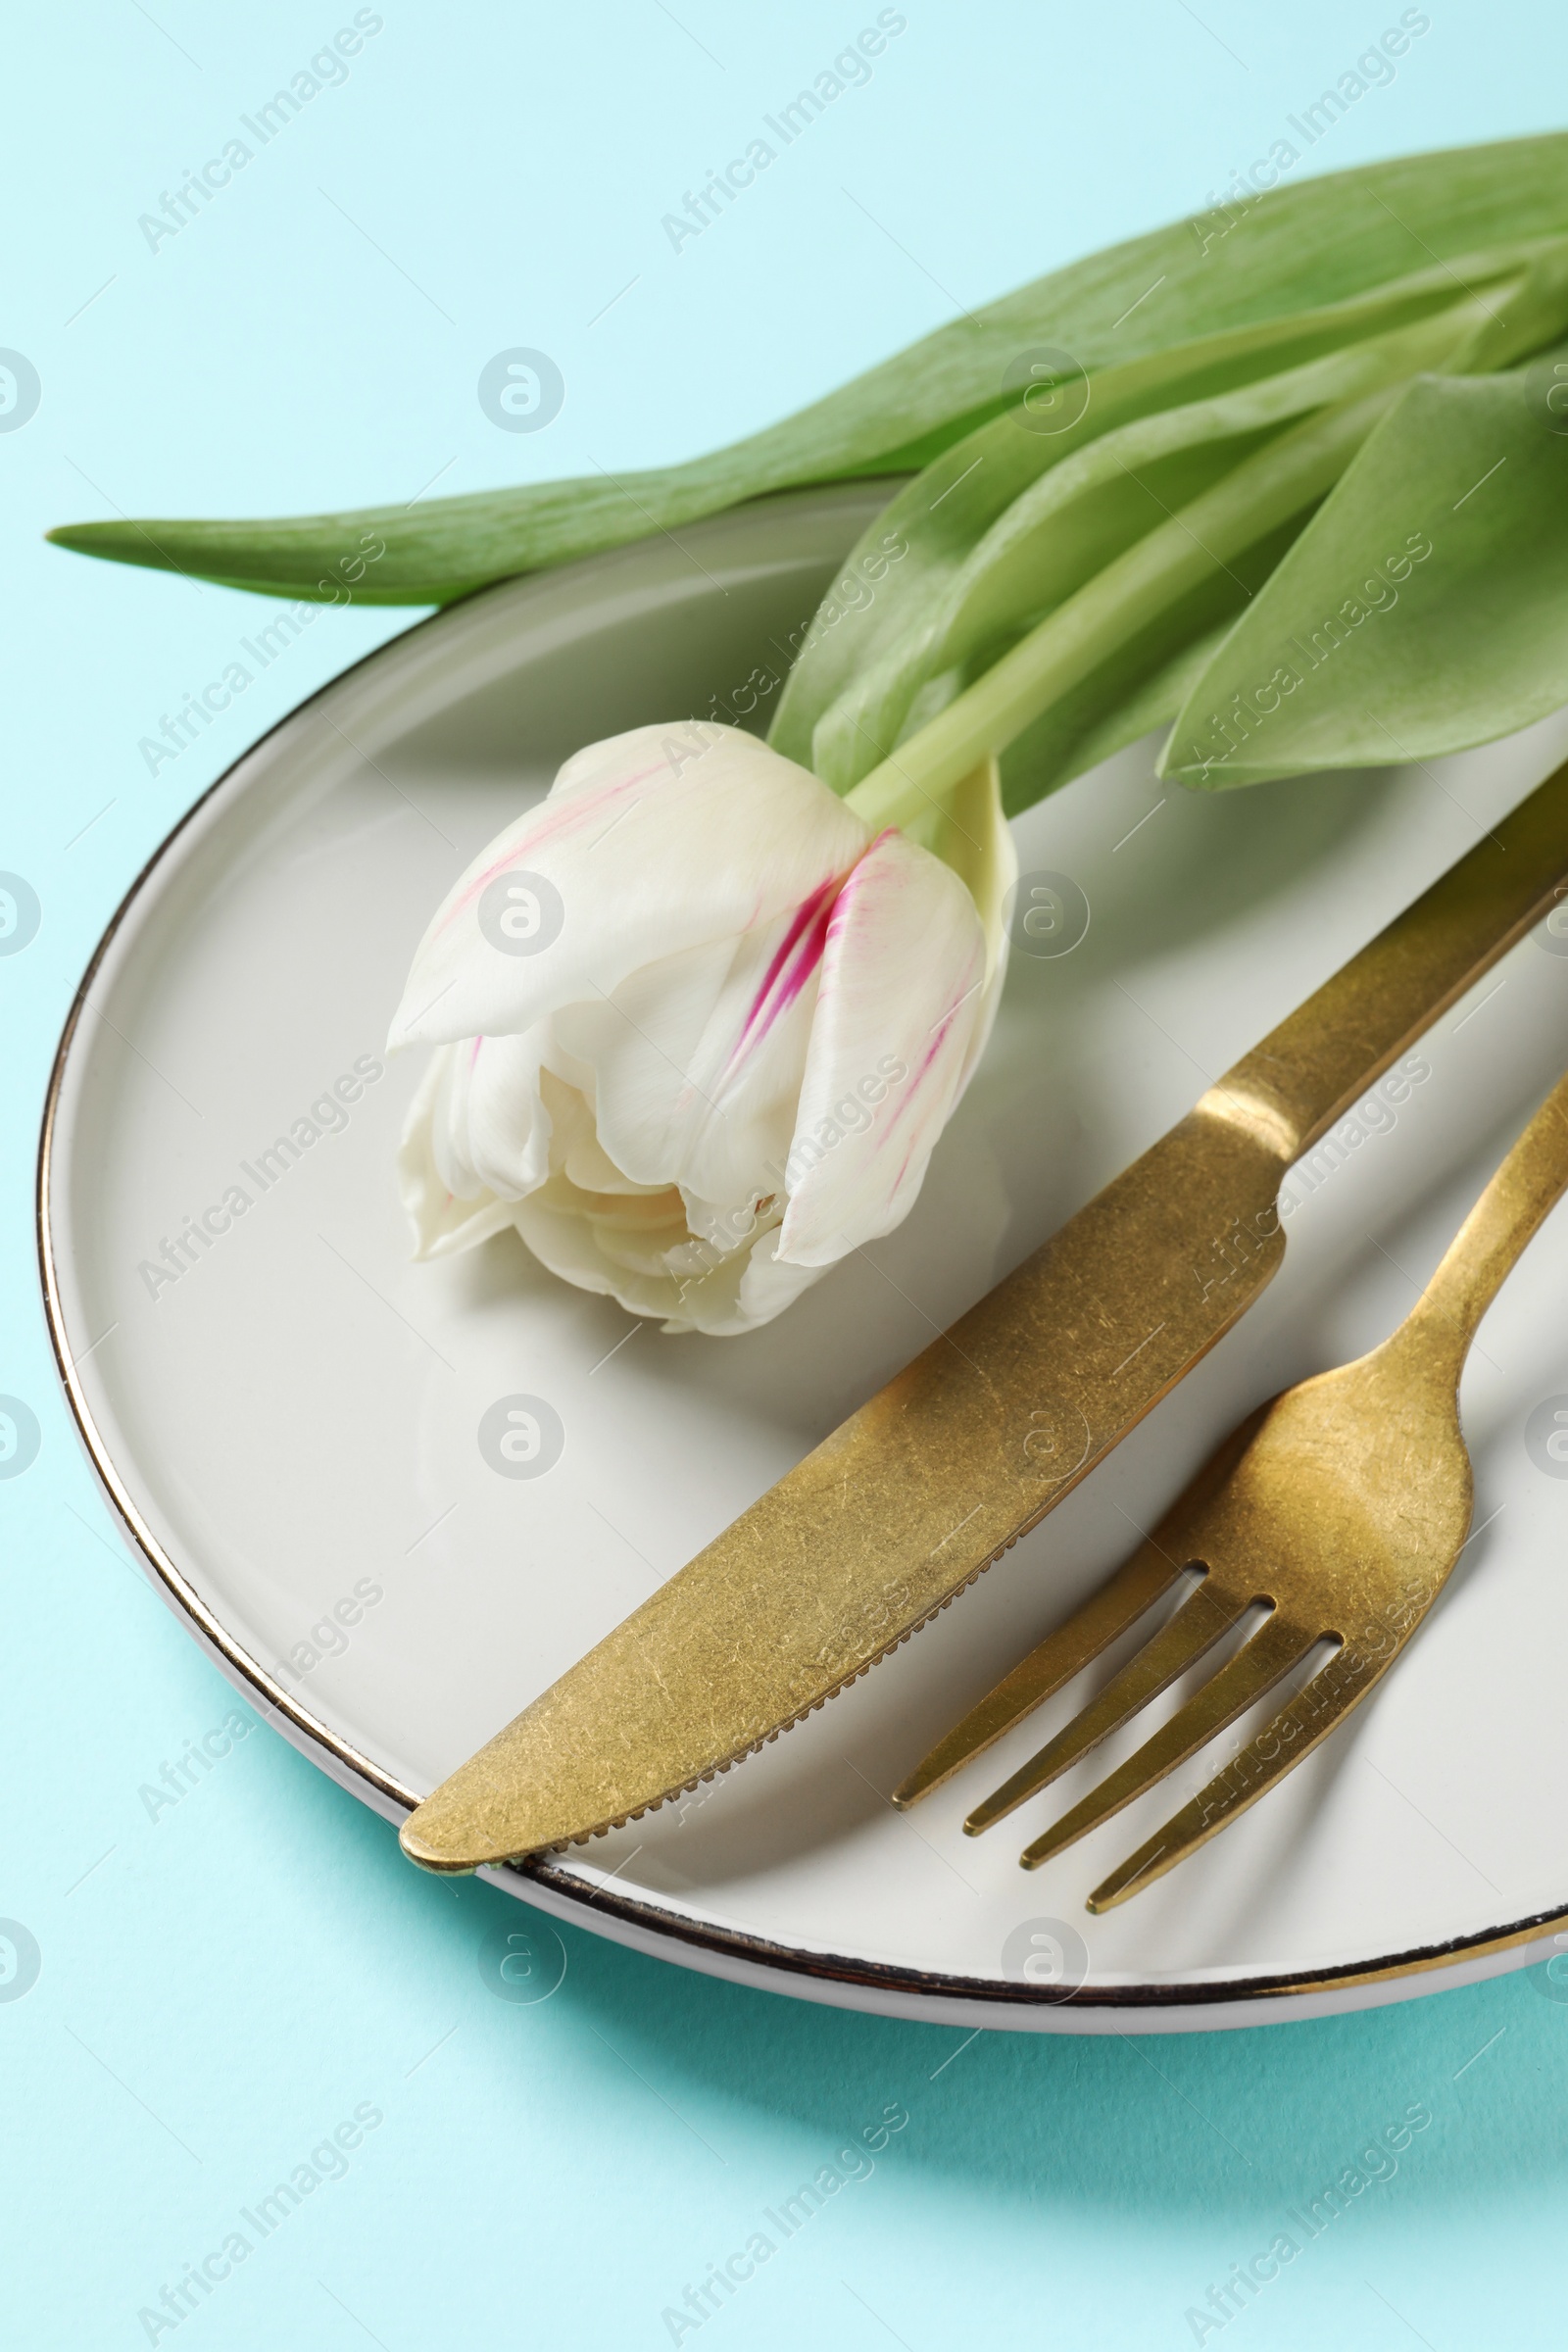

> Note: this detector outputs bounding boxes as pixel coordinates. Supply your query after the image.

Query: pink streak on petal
[743,876,838,1034]
[436,760,673,934]
[469,1036,484,1067]
[775,827,892,1021]
[720,867,849,1082]
[878,955,983,1144]
[816,827,896,963]
[804,830,975,1150]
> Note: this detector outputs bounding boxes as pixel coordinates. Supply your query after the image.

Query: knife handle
[1217,757,1568,1165]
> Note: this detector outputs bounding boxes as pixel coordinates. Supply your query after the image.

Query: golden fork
[894,1071,1568,1911]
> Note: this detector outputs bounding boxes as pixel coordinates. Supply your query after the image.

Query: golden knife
[402,757,1568,1872]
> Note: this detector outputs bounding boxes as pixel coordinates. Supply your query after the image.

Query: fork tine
[901,1413,1268,1816]
[964,1576,1250,1836]
[1017,1613,1318,1869]
[892,1538,1184,1810]
[1086,1638,1396,1910]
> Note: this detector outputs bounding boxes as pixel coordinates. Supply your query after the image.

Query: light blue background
[6,5,1568,2346]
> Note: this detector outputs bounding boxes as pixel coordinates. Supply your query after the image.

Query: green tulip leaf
[1161,365,1568,787]
[774,280,1515,797]
[45,132,1568,607]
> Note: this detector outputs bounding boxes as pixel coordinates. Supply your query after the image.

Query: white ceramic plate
[41,483,1568,2033]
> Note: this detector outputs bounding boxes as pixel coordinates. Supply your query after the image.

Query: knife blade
[402,756,1568,1870]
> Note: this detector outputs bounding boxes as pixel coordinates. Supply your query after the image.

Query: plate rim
[35,497,1568,2030]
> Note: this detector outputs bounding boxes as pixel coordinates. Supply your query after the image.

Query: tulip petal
[777,828,989,1267]
[535,1067,671,1198]
[512,1183,821,1336]
[442,1029,554,1196]
[396,1046,523,1260]
[841,753,1016,1100]
[549,893,832,1213]
[388,723,868,1052]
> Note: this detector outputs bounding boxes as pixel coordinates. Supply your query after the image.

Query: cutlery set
[896,1067,1568,1907]
[402,758,1568,1919]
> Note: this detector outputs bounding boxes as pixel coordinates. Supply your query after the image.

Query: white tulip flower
[390,722,1013,1335]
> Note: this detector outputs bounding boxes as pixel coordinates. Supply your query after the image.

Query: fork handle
[1402,1072,1568,1371]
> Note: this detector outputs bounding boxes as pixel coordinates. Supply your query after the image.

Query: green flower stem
[843,384,1401,834]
